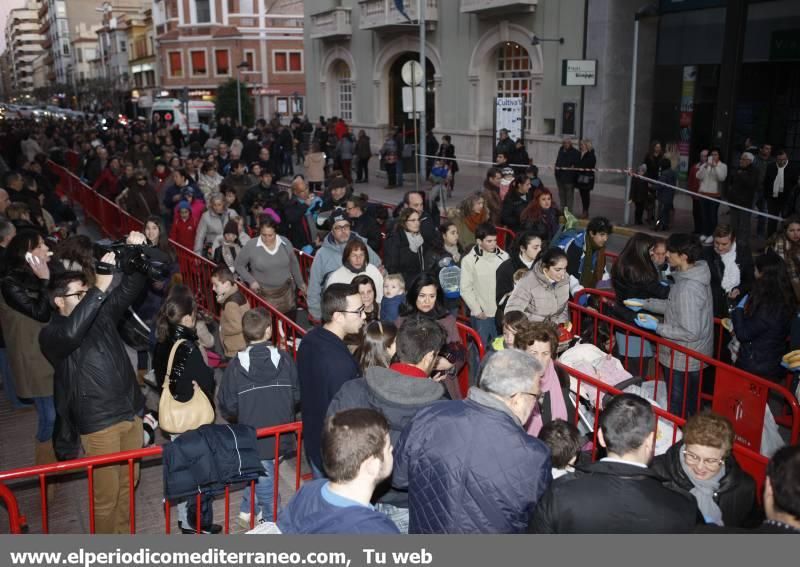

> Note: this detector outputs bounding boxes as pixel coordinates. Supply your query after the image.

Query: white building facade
[5,0,45,93]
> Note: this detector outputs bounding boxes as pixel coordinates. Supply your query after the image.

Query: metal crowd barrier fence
[0,423,303,534]
[571,288,800,454]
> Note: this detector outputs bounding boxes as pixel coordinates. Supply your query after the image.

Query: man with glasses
[529,394,698,533]
[298,283,366,479]
[393,349,551,533]
[39,231,149,534]
[306,209,381,322]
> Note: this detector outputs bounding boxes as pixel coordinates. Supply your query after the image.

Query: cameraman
[39,231,148,534]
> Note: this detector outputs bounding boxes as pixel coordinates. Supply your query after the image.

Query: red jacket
[93,168,121,200]
[335,119,347,140]
[169,215,197,250]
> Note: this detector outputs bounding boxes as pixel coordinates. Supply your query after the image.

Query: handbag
[159,339,215,435]
[577,173,593,187]
[258,278,296,314]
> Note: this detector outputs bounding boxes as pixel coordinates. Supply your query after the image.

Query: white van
[149,99,215,135]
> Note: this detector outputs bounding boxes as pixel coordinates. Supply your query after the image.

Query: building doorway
[388,52,435,144]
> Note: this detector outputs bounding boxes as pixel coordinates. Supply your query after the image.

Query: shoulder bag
[159,339,215,434]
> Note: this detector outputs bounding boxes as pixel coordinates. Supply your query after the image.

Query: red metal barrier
[571,288,800,453]
[0,483,27,534]
[456,322,485,397]
[0,423,303,534]
[496,226,516,251]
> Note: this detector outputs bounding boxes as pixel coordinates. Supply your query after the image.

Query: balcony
[310,7,352,40]
[460,0,537,15]
[39,19,51,34]
[358,0,438,32]
[42,36,52,50]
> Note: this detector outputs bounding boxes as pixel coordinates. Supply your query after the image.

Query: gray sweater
[234,236,306,291]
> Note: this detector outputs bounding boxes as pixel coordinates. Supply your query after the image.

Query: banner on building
[494,97,524,143]
[678,65,697,182]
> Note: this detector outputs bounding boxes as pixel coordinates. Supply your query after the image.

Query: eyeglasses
[681,448,725,469]
[339,305,366,316]
[514,390,543,403]
[332,224,351,232]
[62,290,87,300]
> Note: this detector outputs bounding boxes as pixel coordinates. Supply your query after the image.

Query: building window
[77,48,82,63]
[496,42,533,134]
[168,51,183,77]
[195,0,211,23]
[273,50,302,73]
[243,49,255,72]
[214,49,229,75]
[335,61,352,122]
[191,50,207,76]
[62,43,69,55]
[120,41,127,52]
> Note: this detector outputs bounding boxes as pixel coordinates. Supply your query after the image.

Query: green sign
[770,30,800,61]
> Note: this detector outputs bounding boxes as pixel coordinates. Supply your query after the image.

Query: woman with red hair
[521,187,561,242]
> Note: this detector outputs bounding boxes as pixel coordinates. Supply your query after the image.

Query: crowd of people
[0,113,799,535]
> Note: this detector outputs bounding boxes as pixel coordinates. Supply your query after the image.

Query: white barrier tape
[419,153,786,223]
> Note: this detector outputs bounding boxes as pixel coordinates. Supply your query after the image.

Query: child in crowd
[538,419,582,480]
[249,200,266,231]
[217,308,300,527]
[223,185,245,219]
[169,201,197,250]
[380,274,406,323]
[490,310,527,352]
[499,167,515,200]
[211,265,249,358]
[213,220,243,272]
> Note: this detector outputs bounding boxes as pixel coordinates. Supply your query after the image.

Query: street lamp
[236,61,249,127]
[530,35,564,46]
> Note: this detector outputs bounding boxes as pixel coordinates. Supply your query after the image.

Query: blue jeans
[471,316,498,351]
[240,459,278,520]
[661,364,700,417]
[0,348,24,408]
[33,396,56,442]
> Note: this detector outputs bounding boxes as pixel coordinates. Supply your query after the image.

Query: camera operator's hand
[126,231,146,246]
[96,252,116,292]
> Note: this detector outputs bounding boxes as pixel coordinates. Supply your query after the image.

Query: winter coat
[696,161,728,197]
[505,262,570,324]
[282,197,312,249]
[162,424,264,501]
[304,153,326,184]
[307,233,381,320]
[278,480,400,534]
[39,273,147,436]
[92,167,121,200]
[703,245,754,318]
[120,183,160,222]
[325,264,384,304]
[197,172,224,201]
[460,245,509,318]
[641,261,714,372]
[727,165,760,208]
[565,231,611,293]
[555,146,581,184]
[610,271,670,327]
[194,207,239,253]
[218,343,300,460]
[355,135,372,161]
[297,326,360,471]
[0,268,53,398]
[336,137,354,160]
[651,442,760,528]
[219,291,249,358]
[350,214,382,253]
[501,191,530,232]
[242,182,281,214]
[731,300,793,381]
[163,181,200,214]
[495,137,516,161]
[393,388,552,534]
[169,213,197,250]
[495,253,533,311]
[383,230,427,293]
[152,324,216,406]
[529,460,698,533]
[220,173,252,202]
[482,186,502,225]
[764,161,800,214]
[575,150,597,192]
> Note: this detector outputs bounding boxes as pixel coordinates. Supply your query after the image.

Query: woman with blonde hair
[447,191,488,249]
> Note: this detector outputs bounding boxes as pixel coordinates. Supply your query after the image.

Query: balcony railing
[310,7,352,40]
[460,0,537,14]
[358,0,438,31]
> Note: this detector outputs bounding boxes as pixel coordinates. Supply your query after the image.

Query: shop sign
[561,60,597,87]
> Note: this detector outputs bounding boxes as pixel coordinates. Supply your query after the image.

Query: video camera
[93,238,169,279]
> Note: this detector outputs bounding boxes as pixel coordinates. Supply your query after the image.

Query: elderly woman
[505,247,570,324]
[384,207,428,288]
[325,239,384,304]
[447,192,489,250]
[651,412,759,528]
[194,192,239,258]
[234,217,306,320]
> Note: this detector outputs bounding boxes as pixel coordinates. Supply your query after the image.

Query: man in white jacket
[460,223,509,348]
[695,148,728,244]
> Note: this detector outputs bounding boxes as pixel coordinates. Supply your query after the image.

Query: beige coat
[505,263,570,325]
[304,152,326,183]
[0,293,54,398]
[220,294,249,357]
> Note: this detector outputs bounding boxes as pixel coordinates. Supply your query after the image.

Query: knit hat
[177,200,191,211]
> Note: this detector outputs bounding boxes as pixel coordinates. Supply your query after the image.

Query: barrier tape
[418,153,786,223]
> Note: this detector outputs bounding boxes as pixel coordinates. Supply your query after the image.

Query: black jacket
[40,273,147,437]
[351,214,382,253]
[731,300,793,381]
[500,191,529,232]
[496,252,531,313]
[610,272,671,326]
[703,245,754,318]
[555,146,581,184]
[727,165,759,208]
[162,423,264,501]
[282,197,312,249]
[764,161,800,212]
[383,230,427,289]
[529,460,698,533]
[218,343,300,460]
[152,324,216,405]
[242,182,281,213]
[2,267,51,323]
[575,150,597,191]
[651,442,760,528]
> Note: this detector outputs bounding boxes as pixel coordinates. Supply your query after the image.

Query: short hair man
[327,314,447,532]
[0,188,10,216]
[460,222,509,348]
[529,394,698,533]
[394,349,552,533]
[277,409,400,534]
[759,445,800,533]
[298,283,365,478]
[564,216,613,297]
[392,190,438,242]
[703,224,754,318]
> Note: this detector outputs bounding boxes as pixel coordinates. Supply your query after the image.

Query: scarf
[679,451,725,526]
[465,209,489,234]
[719,242,740,293]
[526,360,568,436]
[444,243,461,263]
[579,236,607,288]
[406,231,424,254]
[343,259,367,274]
[773,163,786,198]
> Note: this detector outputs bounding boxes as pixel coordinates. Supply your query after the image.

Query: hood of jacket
[364,365,445,406]
[673,259,711,286]
[234,343,287,383]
